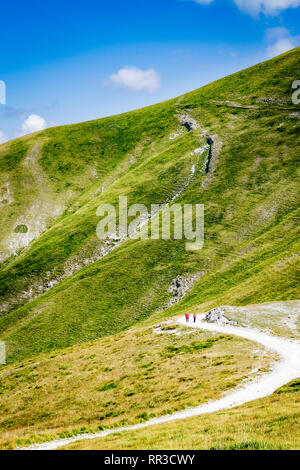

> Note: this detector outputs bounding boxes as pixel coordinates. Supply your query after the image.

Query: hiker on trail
[185,313,190,323]
[193,314,197,323]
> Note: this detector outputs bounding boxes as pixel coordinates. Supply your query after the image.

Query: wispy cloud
[0,80,6,105]
[234,0,300,15]
[192,0,214,4]
[0,105,28,119]
[0,131,7,144]
[189,0,300,15]
[109,66,160,92]
[266,27,298,57]
[21,114,47,135]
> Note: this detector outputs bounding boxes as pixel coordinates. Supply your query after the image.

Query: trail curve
[19,315,300,450]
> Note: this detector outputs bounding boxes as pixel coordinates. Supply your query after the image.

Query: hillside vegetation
[0,323,271,449]
[63,379,300,450]
[0,48,299,364]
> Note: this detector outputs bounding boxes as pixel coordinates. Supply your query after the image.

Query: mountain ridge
[0,47,299,363]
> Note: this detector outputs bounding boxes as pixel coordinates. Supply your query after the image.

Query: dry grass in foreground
[0,322,271,449]
[62,379,300,450]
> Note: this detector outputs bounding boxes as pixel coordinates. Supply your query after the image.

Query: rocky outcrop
[205,307,237,325]
[205,137,214,174]
[201,134,223,188]
[157,273,203,313]
[179,113,200,132]
[257,97,288,105]
[169,276,193,303]
[289,112,300,118]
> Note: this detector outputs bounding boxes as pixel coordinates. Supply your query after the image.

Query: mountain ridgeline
[0,48,299,363]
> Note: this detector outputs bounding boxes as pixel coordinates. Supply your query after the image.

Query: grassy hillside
[0,300,298,450]
[0,322,271,449]
[64,379,300,450]
[0,47,299,363]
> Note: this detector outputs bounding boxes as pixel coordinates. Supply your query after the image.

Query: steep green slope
[0,48,299,363]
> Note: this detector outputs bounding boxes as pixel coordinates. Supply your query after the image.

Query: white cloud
[190,0,300,15]
[193,0,214,3]
[0,131,7,144]
[266,27,297,57]
[267,37,295,56]
[233,0,300,15]
[21,114,47,135]
[109,66,160,92]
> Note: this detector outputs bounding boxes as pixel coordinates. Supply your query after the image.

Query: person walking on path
[185,313,190,323]
[193,314,197,323]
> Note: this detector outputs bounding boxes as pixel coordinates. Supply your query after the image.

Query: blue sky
[0,0,299,142]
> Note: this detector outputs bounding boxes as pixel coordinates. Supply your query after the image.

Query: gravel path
[19,314,300,450]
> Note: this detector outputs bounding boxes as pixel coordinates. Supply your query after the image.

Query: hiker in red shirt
[193,313,197,323]
[185,313,190,323]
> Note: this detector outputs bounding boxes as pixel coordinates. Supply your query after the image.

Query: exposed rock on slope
[205,307,237,325]
[205,137,214,174]
[201,134,223,188]
[158,273,203,312]
[179,113,200,131]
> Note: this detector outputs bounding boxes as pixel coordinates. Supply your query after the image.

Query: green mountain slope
[0,48,299,363]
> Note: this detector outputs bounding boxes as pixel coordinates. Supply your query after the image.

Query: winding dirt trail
[20,315,300,450]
